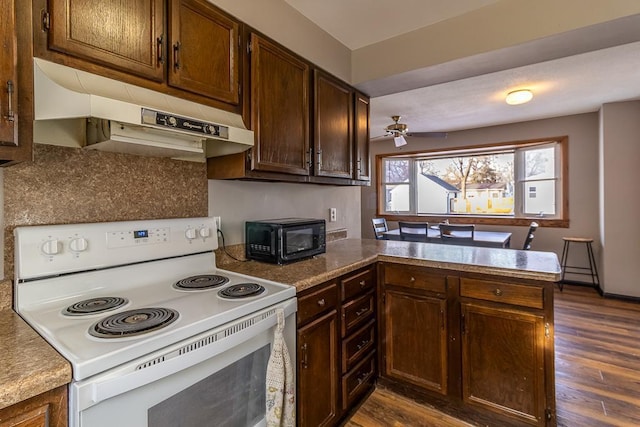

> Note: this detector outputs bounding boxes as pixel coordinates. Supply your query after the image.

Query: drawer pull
[359,280,366,288]
[317,298,326,307]
[355,307,368,317]
[410,277,416,282]
[356,371,369,385]
[494,288,503,296]
[356,339,369,350]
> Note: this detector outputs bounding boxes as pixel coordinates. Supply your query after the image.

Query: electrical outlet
[329,208,337,222]
[213,216,221,230]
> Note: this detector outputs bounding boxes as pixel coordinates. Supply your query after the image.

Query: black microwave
[245,218,326,264]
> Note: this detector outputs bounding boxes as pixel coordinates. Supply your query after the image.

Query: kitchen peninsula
[221,238,561,427]
[1,239,560,427]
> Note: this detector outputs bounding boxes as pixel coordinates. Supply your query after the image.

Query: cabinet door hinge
[41,10,51,31]
[545,408,553,421]
[247,41,252,54]
[461,313,466,334]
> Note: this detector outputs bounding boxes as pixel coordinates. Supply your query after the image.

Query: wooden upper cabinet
[0,0,17,147]
[354,92,370,181]
[249,33,310,175]
[48,0,165,81]
[314,70,353,179]
[168,0,239,104]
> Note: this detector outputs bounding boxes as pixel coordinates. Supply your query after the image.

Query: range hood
[33,58,254,161]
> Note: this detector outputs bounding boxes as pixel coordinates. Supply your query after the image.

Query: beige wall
[600,101,640,297]
[208,180,361,245]
[361,112,601,263]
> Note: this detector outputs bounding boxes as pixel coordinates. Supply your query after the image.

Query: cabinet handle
[494,288,503,296]
[317,298,326,307]
[356,158,362,173]
[301,343,308,369]
[356,339,369,350]
[355,307,368,317]
[306,147,313,168]
[317,149,322,171]
[3,81,14,122]
[410,277,416,283]
[359,280,366,288]
[356,371,369,385]
[173,42,181,70]
[157,35,164,65]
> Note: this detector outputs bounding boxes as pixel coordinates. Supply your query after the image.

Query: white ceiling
[285,1,640,138]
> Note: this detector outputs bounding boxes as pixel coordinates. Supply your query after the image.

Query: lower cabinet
[297,265,376,427]
[378,262,556,427]
[0,386,67,427]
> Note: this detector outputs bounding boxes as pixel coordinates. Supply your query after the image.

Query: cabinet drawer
[297,282,338,325]
[341,266,375,302]
[460,278,544,309]
[384,264,446,294]
[341,351,376,411]
[341,291,375,337]
[342,319,375,373]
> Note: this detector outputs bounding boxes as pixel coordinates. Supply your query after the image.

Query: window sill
[378,214,568,228]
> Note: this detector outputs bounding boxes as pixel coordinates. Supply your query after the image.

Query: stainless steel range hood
[33,58,254,161]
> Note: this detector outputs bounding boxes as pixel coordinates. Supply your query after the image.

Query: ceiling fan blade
[406,132,448,138]
[370,134,393,140]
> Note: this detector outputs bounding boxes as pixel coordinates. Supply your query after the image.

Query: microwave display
[245,219,325,264]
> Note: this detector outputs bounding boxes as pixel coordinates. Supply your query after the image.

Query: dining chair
[439,223,475,244]
[398,221,429,242]
[371,218,389,240]
[522,221,539,250]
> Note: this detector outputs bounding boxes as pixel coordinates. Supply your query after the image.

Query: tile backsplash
[1,144,208,309]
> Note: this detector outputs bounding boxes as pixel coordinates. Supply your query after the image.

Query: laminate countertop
[0,309,71,410]
[0,238,560,411]
[219,238,562,292]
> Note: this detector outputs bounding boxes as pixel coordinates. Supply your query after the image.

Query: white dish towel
[266,308,295,427]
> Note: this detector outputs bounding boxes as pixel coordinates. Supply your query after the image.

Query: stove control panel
[14,217,218,280]
[107,227,170,249]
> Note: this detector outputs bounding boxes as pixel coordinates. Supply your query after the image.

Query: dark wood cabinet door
[0,0,17,148]
[0,386,67,427]
[168,0,239,104]
[314,70,353,178]
[461,302,547,425]
[382,287,448,395]
[297,310,339,427]
[250,33,310,175]
[354,92,370,181]
[48,0,165,81]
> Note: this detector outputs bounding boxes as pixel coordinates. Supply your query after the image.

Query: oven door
[70,298,296,427]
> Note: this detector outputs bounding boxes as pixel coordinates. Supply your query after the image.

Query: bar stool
[559,237,600,291]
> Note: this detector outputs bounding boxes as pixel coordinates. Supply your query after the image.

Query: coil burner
[173,275,230,290]
[89,307,178,338]
[63,297,129,316]
[218,283,266,299]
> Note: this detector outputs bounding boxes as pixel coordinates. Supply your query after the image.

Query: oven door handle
[72,298,297,412]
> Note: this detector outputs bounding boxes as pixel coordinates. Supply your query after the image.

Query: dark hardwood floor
[345,284,640,426]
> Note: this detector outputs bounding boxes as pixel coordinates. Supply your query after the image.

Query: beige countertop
[0,309,71,410]
[0,238,560,411]
[220,238,562,292]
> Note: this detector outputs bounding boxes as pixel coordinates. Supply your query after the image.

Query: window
[377,137,567,226]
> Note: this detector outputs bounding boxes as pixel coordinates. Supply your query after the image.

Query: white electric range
[14,217,297,427]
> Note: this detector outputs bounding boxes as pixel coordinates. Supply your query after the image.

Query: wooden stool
[559,237,600,291]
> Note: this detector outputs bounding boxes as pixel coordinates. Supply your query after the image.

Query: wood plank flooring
[345,285,640,427]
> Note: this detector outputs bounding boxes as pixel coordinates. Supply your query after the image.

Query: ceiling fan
[372,115,447,147]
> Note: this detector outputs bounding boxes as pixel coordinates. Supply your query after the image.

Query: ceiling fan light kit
[394,135,407,147]
[506,89,533,105]
[371,115,448,143]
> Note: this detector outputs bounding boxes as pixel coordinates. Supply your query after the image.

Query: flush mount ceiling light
[505,89,533,105]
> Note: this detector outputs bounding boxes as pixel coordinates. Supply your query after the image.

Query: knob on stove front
[185,228,197,240]
[69,237,88,252]
[41,239,61,256]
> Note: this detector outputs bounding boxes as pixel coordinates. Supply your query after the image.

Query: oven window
[285,228,314,254]
[148,345,270,427]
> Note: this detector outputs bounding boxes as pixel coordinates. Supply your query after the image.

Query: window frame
[375,136,569,228]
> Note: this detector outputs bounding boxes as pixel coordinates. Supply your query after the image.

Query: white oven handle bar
[71,298,296,412]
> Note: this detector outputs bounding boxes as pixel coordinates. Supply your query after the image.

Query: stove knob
[185,228,197,240]
[198,227,211,238]
[69,237,88,252]
[41,239,60,256]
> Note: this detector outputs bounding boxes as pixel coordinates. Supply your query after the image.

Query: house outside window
[377,137,567,226]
